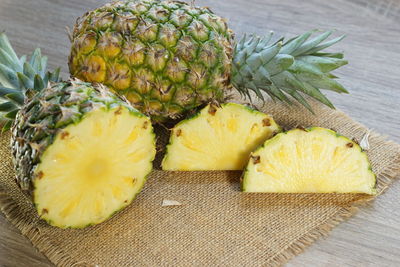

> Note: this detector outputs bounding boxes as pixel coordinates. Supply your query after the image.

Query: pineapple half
[162,103,281,170]
[12,80,156,228]
[242,127,376,194]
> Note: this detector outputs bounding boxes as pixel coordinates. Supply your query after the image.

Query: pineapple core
[243,127,376,194]
[162,103,281,170]
[33,107,155,228]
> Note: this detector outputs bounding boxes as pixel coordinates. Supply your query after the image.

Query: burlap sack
[1,99,399,267]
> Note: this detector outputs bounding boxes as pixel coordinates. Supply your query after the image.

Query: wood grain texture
[0,0,399,266]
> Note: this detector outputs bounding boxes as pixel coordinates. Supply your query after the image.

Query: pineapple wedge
[242,127,376,194]
[162,103,281,170]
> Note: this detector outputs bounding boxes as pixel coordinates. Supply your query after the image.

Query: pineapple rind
[242,127,376,194]
[69,0,234,120]
[162,103,281,170]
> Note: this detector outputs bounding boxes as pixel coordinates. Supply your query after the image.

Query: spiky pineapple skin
[69,0,234,121]
[11,79,143,194]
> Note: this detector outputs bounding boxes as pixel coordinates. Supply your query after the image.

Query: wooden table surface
[1,0,399,266]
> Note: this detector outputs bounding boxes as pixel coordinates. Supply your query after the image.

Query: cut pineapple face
[162,103,281,170]
[243,127,376,194]
[33,107,155,228]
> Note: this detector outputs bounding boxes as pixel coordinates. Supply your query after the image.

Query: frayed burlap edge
[0,191,82,267]
[1,121,400,267]
[258,105,400,266]
[263,141,400,267]
[265,206,358,267]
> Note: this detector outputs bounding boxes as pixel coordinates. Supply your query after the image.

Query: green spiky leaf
[232,30,349,111]
[0,33,61,130]
[5,109,18,119]
[0,63,19,88]
[17,72,32,89]
[0,101,16,112]
[5,93,24,105]
[1,119,12,132]
[34,74,45,91]
[0,86,19,97]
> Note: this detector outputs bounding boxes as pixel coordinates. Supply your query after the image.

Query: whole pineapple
[0,34,156,228]
[69,0,348,121]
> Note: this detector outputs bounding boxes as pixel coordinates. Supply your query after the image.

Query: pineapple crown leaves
[231,30,348,113]
[0,32,61,132]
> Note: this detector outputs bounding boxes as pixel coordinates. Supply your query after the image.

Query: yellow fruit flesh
[243,128,376,194]
[162,103,281,170]
[34,107,155,228]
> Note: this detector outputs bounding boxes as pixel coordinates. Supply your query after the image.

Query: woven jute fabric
[1,99,400,267]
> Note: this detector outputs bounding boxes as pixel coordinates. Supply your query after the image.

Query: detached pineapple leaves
[232,30,349,111]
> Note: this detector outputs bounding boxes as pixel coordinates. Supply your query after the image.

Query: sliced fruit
[12,80,156,228]
[162,103,281,171]
[242,127,376,194]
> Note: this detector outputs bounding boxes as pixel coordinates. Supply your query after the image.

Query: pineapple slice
[162,103,281,170]
[242,127,376,194]
[33,107,155,228]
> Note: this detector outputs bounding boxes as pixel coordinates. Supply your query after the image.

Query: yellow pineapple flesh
[243,127,376,194]
[162,103,281,171]
[33,107,155,228]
